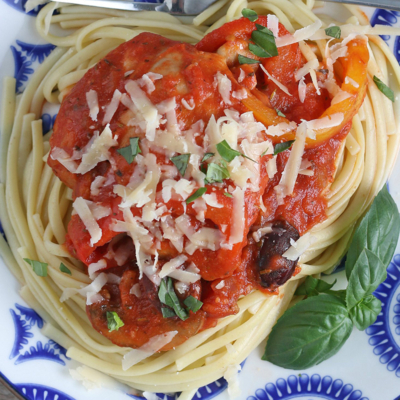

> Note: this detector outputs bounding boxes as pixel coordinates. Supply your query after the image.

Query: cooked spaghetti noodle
[1,1,400,398]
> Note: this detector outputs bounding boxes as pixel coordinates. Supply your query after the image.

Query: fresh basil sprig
[263,295,353,369]
[251,26,278,58]
[206,161,230,184]
[373,76,395,102]
[184,295,203,312]
[202,152,214,162]
[24,258,48,277]
[275,109,286,117]
[117,137,141,164]
[263,185,400,369]
[171,153,191,176]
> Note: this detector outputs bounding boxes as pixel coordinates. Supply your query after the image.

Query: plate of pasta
[1,0,400,399]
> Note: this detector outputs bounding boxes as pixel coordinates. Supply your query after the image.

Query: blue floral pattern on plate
[14,383,76,400]
[9,303,69,366]
[366,254,400,377]
[247,374,368,400]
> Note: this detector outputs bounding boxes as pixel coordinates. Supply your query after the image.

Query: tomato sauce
[50,17,367,349]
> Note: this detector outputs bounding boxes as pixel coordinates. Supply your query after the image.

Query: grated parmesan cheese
[122,331,178,370]
[86,89,99,122]
[159,255,187,279]
[267,14,279,37]
[276,20,322,47]
[204,193,223,208]
[103,89,122,124]
[298,77,307,103]
[224,364,242,398]
[282,232,317,260]
[88,259,107,279]
[130,283,141,297]
[260,64,292,96]
[215,72,232,104]
[181,98,195,110]
[137,72,163,94]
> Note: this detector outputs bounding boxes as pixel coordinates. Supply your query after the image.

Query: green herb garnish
[295,276,337,298]
[242,8,258,22]
[263,185,400,369]
[171,153,191,176]
[251,28,278,58]
[24,258,48,277]
[186,187,207,204]
[206,161,230,184]
[238,55,260,65]
[325,26,341,39]
[184,295,203,313]
[158,278,189,320]
[202,152,214,162]
[224,192,233,198]
[248,43,272,58]
[117,137,141,164]
[60,263,72,275]
[373,76,395,102]
[217,140,256,163]
[273,140,295,155]
[276,109,286,117]
[106,311,124,332]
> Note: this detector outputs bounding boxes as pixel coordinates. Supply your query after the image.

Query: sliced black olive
[257,220,300,288]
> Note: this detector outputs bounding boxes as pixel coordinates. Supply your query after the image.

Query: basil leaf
[106,311,124,332]
[161,307,176,318]
[184,295,203,313]
[346,248,387,310]
[216,140,241,162]
[327,289,347,303]
[117,137,141,164]
[325,26,341,39]
[249,43,271,58]
[345,185,400,279]
[217,140,257,163]
[206,161,230,184]
[261,147,270,157]
[165,279,189,320]
[255,24,273,35]
[60,263,71,275]
[275,109,286,117]
[186,187,207,204]
[295,276,337,298]
[224,192,233,198]
[171,153,191,176]
[241,8,258,22]
[263,295,352,369]
[273,140,295,155]
[251,30,278,58]
[349,294,381,331]
[158,279,168,304]
[202,152,214,162]
[238,55,260,65]
[373,76,395,102]
[24,258,48,277]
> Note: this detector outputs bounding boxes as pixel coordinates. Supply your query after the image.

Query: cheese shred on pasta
[1,0,400,398]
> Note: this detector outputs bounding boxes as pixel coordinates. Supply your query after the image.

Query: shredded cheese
[86,89,99,122]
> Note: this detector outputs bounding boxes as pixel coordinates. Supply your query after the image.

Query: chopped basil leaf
[186,187,207,204]
[251,30,278,58]
[117,137,141,164]
[158,279,168,304]
[276,109,286,117]
[166,278,189,320]
[60,263,71,275]
[241,8,258,22]
[184,295,203,313]
[224,192,233,198]
[24,258,48,277]
[325,26,341,39]
[216,140,241,162]
[273,140,295,155]
[171,153,191,176]
[217,139,257,163]
[248,43,271,58]
[202,152,214,162]
[373,75,395,102]
[255,24,273,35]
[106,311,124,332]
[161,307,176,318]
[238,55,260,65]
[206,161,230,184]
[261,147,269,157]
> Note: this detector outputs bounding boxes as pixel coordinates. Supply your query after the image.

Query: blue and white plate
[0,2,400,400]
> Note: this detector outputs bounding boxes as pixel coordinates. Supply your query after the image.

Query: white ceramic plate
[0,2,400,399]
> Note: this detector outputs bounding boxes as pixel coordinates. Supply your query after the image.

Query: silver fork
[52,0,219,15]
